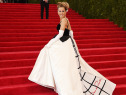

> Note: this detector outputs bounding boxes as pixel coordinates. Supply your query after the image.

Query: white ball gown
[28,21,116,95]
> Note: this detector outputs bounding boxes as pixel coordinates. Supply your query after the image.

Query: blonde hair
[57,2,69,11]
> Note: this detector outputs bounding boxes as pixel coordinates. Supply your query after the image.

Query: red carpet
[0,3,126,95]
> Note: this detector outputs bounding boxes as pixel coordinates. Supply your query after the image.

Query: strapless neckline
[58,23,70,31]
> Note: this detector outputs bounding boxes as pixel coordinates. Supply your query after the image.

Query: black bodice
[53,23,70,42]
[56,23,70,36]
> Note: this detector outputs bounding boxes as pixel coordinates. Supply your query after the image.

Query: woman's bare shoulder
[61,18,67,23]
[60,18,67,27]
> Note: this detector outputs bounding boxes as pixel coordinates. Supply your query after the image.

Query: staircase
[0,3,126,95]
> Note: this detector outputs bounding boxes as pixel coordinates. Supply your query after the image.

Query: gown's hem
[28,78,58,93]
[111,84,116,95]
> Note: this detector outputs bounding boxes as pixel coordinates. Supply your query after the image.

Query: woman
[28,2,116,95]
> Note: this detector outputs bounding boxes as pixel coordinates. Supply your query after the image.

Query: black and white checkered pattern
[70,37,115,95]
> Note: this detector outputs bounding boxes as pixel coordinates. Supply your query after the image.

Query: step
[107,75,126,85]
[0,35,125,42]
[76,38,126,44]
[0,75,31,86]
[0,11,78,15]
[79,42,126,48]
[0,19,110,22]
[1,32,125,37]
[0,43,126,52]
[0,66,125,78]
[0,38,125,47]
[89,60,126,69]
[0,11,77,13]
[0,25,118,29]
[0,29,124,34]
[0,14,84,17]
[84,53,126,62]
[0,51,126,62]
[0,16,84,19]
[0,59,35,68]
[0,5,56,8]
[0,83,125,95]
[113,84,126,95]
[0,3,56,6]
[0,34,125,39]
[80,47,126,55]
[0,58,125,69]
[0,41,47,47]
[0,14,82,16]
[0,22,116,26]
[0,74,125,86]
[0,83,55,95]
[0,22,114,25]
[0,38,126,44]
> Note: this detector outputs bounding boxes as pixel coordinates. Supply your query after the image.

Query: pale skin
[58,7,72,31]
[44,0,48,3]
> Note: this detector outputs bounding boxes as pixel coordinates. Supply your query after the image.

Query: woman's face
[58,7,66,18]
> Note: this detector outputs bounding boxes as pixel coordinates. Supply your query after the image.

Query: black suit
[40,0,49,19]
[19,0,28,3]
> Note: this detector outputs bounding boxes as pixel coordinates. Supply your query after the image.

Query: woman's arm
[69,22,74,38]
[46,18,67,48]
[69,30,74,38]
[67,19,74,38]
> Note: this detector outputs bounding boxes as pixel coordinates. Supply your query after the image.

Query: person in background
[19,0,28,3]
[40,0,49,19]
[7,0,11,3]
